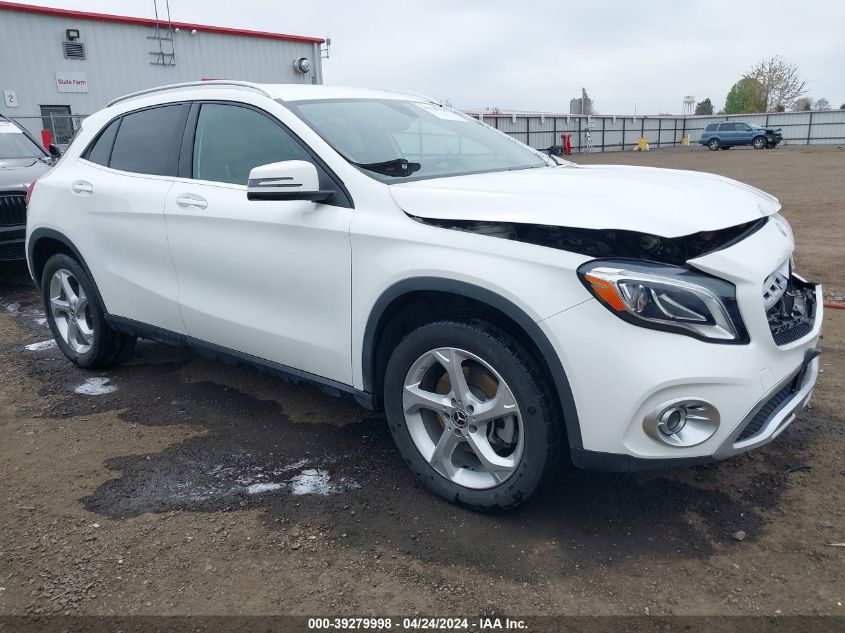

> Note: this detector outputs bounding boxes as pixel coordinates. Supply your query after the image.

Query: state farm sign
[55,71,88,93]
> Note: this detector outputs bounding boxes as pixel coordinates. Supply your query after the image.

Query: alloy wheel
[402,347,524,489]
[49,269,94,354]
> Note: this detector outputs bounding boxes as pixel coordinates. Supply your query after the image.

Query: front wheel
[384,319,561,511]
[752,135,766,149]
[708,138,721,151]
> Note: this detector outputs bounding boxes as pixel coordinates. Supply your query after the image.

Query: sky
[21,0,845,114]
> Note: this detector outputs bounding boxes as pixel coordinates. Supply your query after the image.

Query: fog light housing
[644,399,719,447]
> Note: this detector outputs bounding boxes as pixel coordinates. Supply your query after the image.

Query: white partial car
[25,81,822,510]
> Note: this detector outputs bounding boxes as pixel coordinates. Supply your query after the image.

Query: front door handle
[175,194,208,210]
[71,180,94,195]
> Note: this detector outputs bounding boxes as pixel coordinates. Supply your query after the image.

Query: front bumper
[540,218,822,470]
[0,225,26,261]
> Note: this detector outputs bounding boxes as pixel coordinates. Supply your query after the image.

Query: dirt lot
[0,145,843,620]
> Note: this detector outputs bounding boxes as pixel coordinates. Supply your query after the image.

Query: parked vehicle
[0,115,59,262]
[25,82,822,510]
[700,121,783,150]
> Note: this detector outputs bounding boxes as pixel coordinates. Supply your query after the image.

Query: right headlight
[577,259,748,344]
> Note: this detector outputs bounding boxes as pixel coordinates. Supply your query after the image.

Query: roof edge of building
[0,1,325,44]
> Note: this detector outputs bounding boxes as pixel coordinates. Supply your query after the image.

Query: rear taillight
[25,180,36,207]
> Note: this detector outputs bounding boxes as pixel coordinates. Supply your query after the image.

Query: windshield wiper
[353,158,421,177]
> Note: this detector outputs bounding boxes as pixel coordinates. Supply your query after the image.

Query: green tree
[792,97,813,112]
[694,98,713,115]
[724,78,766,114]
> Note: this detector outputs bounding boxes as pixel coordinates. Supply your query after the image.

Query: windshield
[0,120,44,159]
[289,98,550,182]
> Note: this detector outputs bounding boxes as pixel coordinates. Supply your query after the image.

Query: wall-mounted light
[190,29,197,35]
[65,28,80,40]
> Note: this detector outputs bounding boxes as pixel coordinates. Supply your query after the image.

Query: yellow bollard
[637,137,649,151]
[681,135,690,146]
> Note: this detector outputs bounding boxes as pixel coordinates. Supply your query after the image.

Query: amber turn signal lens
[584,273,627,311]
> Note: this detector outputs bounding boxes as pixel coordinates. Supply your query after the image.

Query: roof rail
[107,80,273,107]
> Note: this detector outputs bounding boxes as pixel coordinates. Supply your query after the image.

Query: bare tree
[744,56,807,111]
[814,98,831,111]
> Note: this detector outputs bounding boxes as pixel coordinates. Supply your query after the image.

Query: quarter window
[85,118,120,166]
[192,104,312,186]
[109,104,186,176]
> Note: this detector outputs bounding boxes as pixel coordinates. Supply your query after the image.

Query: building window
[40,105,75,145]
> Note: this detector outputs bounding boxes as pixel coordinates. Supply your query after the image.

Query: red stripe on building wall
[0,1,325,44]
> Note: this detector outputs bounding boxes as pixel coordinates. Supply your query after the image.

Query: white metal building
[0,1,325,143]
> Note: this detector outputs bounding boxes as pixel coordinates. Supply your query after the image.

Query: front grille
[0,240,25,261]
[0,193,27,226]
[736,374,800,442]
[764,270,816,346]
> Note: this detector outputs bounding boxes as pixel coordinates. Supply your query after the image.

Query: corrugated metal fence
[469,110,845,153]
[11,109,845,154]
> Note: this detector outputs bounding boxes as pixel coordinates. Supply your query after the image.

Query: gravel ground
[0,145,843,619]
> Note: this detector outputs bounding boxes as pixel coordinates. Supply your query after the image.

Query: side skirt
[105,314,374,410]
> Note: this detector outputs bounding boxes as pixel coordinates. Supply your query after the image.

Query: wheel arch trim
[361,277,583,450]
[27,228,94,292]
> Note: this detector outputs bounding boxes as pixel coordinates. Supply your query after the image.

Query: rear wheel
[708,138,721,151]
[384,319,560,511]
[41,253,136,369]
[752,135,766,149]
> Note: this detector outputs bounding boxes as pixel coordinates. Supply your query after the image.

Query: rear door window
[109,104,187,176]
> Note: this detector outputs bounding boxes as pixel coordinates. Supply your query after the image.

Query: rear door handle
[71,181,94,195]
[175,194,208,209]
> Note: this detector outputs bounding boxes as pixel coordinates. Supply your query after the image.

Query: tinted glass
[719,123,736,132]
[193,104,311,185]
[85,118,120,166]
[704,123,717,132]
[110,105,184,176]
[292,99,548,182]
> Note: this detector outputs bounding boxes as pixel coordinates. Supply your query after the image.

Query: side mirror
[247,160,333,202]
[48,143,62,158]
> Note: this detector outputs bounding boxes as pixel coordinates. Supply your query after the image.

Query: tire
[752,136,766,149]
[384,318,561,511]
[41,253,136,369]
[708,138,720,151]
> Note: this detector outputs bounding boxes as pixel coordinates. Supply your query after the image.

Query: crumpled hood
[0,158,51,190]
[390,164,780,238]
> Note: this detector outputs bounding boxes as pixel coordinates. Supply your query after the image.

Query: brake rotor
[435,362,503,453]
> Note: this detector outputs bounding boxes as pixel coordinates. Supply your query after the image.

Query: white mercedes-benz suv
[25,81,822,510]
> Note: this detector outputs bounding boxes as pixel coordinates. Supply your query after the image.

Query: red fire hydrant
[561,133,572,155]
